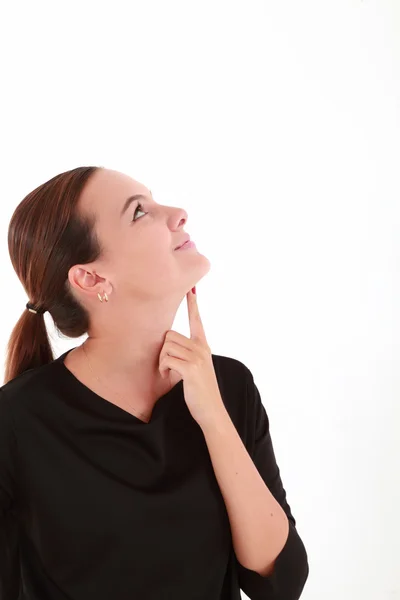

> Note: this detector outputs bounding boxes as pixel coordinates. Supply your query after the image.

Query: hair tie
[26,302,46,315]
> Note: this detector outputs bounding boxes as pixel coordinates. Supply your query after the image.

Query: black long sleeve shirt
[0,347,309,599]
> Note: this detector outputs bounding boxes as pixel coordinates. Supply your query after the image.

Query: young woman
[0,166,309,599]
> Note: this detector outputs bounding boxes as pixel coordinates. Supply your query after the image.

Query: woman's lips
[176,240,196,250]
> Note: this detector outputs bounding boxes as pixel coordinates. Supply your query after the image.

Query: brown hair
[3,165,104,384]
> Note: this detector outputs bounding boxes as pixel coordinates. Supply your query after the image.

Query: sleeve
[0,388,21,600]
[234,371,309,600]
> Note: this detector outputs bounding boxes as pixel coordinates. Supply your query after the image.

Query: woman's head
[4,166,209,384]
[69,168,207,322]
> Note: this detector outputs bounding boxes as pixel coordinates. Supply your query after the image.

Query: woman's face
[75,168,210,306]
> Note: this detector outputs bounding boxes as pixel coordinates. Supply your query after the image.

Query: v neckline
[54,347,184,425]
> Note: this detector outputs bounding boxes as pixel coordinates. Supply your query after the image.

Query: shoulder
[210,353,258,433]
[211,352,253,388]
[0,359,60,412]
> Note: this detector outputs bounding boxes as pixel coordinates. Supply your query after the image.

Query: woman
[0,166,309,599]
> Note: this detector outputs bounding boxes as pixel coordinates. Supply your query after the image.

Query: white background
[1,1,399,598]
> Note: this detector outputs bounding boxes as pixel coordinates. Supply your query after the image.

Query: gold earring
[97,292,109,303]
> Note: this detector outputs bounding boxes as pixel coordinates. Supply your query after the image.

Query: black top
[0,348,309,600]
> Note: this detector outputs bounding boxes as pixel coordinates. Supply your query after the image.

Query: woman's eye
[131,202,146,222]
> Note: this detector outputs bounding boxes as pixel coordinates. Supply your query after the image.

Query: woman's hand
[158,287,226,428]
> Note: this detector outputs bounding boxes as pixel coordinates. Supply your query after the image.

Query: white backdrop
[1,1,399,598]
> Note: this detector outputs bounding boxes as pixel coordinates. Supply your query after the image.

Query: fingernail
[192,286,196,295]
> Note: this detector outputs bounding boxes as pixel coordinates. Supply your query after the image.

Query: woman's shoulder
[1,357,60,410]
[211,352,252,383]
